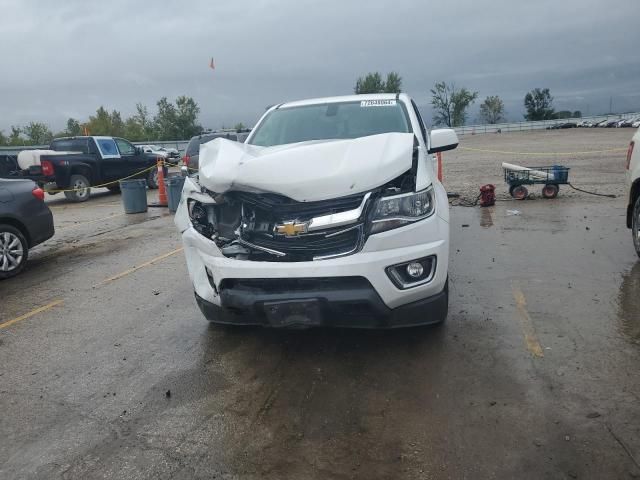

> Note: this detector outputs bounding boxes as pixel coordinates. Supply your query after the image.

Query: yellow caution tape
[47,163,161,193]
[458,146,628,156]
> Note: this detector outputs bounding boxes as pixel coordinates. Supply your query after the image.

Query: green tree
[479,95,505,124]
[524,88,555,121]
[65,118,82,136]
[430,81,478,127]
[134,103,154,139]
[110,110,125,137]
[234,122,246,131]
[355,72,384,94]
[573,111,582,118]
[8,126,23,146]
[354,72,403,94]
[23,122,53,145]
[154,97,178,140]
[123,117,144,141]
[383,72,402,93]
[0,130,7,146]
[86,106,113,135]
[174,96,201,139]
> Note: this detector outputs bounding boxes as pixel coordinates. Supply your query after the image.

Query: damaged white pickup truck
[175,94,459,328]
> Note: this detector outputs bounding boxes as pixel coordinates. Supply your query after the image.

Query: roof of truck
[276,93,410,109]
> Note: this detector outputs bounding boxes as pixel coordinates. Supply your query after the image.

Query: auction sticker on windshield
[360,100,397,107]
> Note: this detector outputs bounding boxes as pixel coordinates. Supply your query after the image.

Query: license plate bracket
[263,299,323,327]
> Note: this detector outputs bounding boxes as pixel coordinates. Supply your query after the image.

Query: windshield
[249,100,411,147]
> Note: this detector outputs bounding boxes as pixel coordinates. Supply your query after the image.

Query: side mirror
[428,129,459,154]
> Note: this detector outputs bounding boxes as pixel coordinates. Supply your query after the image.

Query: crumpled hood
[197,132,415,202]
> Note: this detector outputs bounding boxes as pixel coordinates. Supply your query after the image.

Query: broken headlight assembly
[188,199,216,238]
[370,186,435,234]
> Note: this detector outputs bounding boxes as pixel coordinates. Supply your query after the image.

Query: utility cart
[502,163,570,199]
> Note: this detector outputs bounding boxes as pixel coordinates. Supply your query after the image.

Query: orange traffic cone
[157,158,168,206]
[149,158,168,207]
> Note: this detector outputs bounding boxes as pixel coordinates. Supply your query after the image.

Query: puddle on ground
[480,208,494,228]
[618,262,640,343]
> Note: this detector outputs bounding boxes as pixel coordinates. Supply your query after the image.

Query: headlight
[187,199,216,238]
[370,186,435,234]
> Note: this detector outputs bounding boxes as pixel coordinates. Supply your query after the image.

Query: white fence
[453,112,640,135]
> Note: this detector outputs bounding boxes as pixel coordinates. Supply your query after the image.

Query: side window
[411,100,428,145]
[115,138,136,156]
[96,138,119,157]
[186,139,201,156]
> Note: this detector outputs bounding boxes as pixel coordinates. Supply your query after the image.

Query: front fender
[175,175,202,233]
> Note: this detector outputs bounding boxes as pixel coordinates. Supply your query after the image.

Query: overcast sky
[1,0,639,132]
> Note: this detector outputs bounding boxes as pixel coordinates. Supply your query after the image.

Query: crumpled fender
[197,132,416,202]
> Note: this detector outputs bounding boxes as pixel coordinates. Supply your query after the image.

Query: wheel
[542,184,559,199]
[511,185,528,200]
[146,168,159,189]
[633,196,640,259]
[0,224,28,279]
[64,174,91,202]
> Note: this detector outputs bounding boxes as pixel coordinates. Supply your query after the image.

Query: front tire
[542,184,559,199]
[512,185,529,200]
[64,174,91,202]
[0,224,28,279]
[633,196,640,258]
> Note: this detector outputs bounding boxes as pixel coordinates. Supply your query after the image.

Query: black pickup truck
[1,136,164,202]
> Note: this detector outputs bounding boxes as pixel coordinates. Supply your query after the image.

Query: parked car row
[578,118,640,128]
[546,122,578,130]
[138,144,180,159]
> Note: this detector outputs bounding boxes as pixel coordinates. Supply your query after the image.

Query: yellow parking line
[57,213,125,231]
[94,247,184,287]
[511,283,544,358]
[0,299,64,330]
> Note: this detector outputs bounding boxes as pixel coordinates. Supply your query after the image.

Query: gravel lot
[444,128,631,200]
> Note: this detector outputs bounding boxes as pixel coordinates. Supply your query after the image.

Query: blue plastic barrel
[164,176,186,213]
[119,179,148,214]
[552,165,569,183]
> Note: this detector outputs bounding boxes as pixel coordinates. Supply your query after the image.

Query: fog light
[406,262,424,278]
[386,256,436,289]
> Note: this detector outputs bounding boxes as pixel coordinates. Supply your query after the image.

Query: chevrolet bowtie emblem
[275,221,308,236]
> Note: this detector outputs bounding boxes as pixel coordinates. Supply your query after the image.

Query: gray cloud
[1,0,639,132]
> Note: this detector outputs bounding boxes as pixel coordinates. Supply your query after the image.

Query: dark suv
[183,130,251,171]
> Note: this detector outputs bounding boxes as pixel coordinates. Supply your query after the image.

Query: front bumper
[194,277,448,328]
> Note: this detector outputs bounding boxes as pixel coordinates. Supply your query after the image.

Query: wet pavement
[1,188,639,479]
